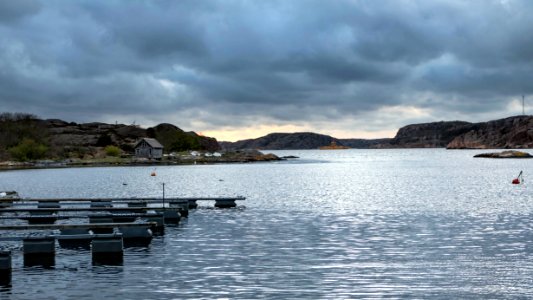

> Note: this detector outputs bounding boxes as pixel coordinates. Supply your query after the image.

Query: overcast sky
[0,0,531,141]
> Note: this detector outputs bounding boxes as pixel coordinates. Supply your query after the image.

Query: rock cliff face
[220,132,342,150]
[447,116,533,149]
[388,121,474,148]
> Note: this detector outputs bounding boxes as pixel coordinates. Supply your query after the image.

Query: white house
[134,138,164,159]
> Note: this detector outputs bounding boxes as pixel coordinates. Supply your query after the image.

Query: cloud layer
[1,0,532,140]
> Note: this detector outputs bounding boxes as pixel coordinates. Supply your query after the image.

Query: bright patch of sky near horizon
[1,0,533,141]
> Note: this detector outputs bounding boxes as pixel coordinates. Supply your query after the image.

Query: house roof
[135,138,163,149]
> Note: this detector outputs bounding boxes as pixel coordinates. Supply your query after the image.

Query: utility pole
[523,95,525,115]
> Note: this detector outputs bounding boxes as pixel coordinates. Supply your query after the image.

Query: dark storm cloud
[1,0,533,136]
[0,0,41,23]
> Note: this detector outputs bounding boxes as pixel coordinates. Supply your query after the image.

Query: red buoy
[512,178,520,184]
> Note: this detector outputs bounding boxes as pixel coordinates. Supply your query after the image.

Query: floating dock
[0,194,246,283]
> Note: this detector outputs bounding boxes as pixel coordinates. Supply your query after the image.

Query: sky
[0,0,532,141]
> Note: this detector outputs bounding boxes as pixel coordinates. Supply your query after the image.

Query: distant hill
[219,132,340,150]
[221,115,533,150]
[387,121,474,148]
[447,115,533,149]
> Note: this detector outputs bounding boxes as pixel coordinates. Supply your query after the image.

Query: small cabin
[134,138,164,159]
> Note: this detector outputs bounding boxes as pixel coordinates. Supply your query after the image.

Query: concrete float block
[188,200,198,209]
[214,199,237,208]
[127,201,147,208]
[111,215,136,223]
[90,200,112,208]
[119,227,153,247]
[89,216,114,234]
[91,235,124,266]
[23,236,55,267]
[0,251,11,286]
[26,215,58,225]
[144,214,165,235]
[58,228,91,249]
[170,201,189,218]
[159,209,180,224]
[27,201,59,225]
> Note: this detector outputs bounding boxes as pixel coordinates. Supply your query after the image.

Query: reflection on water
[0,149,533,298]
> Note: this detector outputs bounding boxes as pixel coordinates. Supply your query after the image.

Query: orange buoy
[151,172,156,176]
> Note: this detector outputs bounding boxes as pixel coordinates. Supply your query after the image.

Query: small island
[473,150,533,158]
[319,141,350,150]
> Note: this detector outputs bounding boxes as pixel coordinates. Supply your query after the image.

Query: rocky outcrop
[0,115,220,160]
[447,116,533,149]
[146,123,220,152]
[474,150,533,158]
[388,121,474,148]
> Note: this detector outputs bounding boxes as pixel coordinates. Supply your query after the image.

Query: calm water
[1,149,533,299]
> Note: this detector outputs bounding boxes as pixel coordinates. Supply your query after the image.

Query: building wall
[135,140,163,159]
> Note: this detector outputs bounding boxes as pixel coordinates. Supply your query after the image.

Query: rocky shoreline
[0,149,284,171]
[473,150,533,159]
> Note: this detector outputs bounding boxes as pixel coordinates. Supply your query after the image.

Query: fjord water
[1,149,533,298]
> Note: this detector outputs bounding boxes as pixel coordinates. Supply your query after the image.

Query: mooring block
[144,215,165,235]
[58,228,91,249]
[170,201,189,217]
[162,210,180,224]
[188,200,198,209]
[23,237,55,267]
[119,227,153,247]
[89,216,114,234]
[23,236,55,254]
[0,251,11,271]
[90,200,112,208]
[127,201,147,208]
[92,235,124,265]
[214,199,237,208]
[0,251,10,286]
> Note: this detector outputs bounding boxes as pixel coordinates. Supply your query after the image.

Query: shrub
[104,145,121,157]
[8,138,48,161]
[96,134,113,147]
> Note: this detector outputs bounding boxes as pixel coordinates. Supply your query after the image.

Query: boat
[319,141,350,150]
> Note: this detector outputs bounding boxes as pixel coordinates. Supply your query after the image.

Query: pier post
[91,235,124,265]
[23,236,55,267]
[214,199,237,208]
[0,251,11,286]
